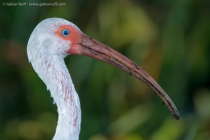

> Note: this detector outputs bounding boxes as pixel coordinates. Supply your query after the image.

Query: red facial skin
[56,25,82,54]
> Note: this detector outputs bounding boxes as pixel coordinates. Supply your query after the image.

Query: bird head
[27,18,83,61]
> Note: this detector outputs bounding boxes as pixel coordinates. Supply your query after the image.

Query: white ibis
[27,18,179,140]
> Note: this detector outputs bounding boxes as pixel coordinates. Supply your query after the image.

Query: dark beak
[69,34,179,120]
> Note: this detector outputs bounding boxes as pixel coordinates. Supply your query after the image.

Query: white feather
[27,18,81,140]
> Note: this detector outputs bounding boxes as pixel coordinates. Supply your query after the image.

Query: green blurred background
[0,0,210,139]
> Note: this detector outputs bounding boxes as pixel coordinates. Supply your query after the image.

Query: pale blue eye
[62,29,70,36]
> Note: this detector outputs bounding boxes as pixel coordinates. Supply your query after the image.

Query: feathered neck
[32,54,81,140]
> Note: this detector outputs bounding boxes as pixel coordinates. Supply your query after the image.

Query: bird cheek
[67,43,81,55]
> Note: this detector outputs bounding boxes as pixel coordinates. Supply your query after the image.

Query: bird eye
[62,29,70,36]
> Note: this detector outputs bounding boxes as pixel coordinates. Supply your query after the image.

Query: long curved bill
[69,34,179,120]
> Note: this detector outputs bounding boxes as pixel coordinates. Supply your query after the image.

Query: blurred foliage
[0,0,210,139]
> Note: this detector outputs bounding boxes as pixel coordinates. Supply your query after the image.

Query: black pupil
[63,30,69,36]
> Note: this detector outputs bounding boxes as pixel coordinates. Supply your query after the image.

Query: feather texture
[27,18,81,140]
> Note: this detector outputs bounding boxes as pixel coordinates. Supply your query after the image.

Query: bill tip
[173,114,180,120]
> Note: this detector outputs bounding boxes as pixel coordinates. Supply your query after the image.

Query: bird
[27,18,179,140]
